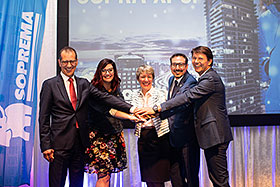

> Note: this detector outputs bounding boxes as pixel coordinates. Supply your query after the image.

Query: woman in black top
[85,58,138,187]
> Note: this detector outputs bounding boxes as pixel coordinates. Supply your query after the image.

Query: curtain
[80,126,280,187]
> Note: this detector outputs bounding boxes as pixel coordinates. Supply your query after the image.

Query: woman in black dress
[85,58,138,187]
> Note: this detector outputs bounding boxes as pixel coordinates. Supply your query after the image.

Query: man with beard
[161,53,200,187]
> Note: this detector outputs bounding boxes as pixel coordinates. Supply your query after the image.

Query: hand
[133,113,147,123]
[128,113,145,123]
[43,149,54,162]
[130,106,138,114]
[128,114,140,122]
[141,113,158,119]
[135,107,155,116]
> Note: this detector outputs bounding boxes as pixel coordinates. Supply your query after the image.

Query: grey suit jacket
[160,72,197,147]
[39,74,132,152]
[161,68,233,149]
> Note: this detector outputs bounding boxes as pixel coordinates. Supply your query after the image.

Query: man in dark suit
[160,53,200,187]
[139,46,233,187]
[39,46,133,187]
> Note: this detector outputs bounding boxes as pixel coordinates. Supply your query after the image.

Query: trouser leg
[181,139,200,187]
[170,147,186,187]
[49,150,69,187]
[204,142,230,187]
[69,131,84,187]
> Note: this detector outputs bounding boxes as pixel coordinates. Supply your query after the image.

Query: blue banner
[0,0,48,186]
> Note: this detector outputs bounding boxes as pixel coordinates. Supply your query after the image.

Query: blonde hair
[136,65,155,80]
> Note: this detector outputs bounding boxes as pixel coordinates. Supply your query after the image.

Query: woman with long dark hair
[85,58,139,187]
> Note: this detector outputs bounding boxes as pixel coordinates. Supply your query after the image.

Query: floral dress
[85,130,127,177]
[84,87,127,178]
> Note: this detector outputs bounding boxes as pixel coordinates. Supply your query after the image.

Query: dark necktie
[171,80,179,98]
[69,78,78,128]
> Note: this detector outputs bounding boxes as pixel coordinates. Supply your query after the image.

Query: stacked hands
[129,106,159,123]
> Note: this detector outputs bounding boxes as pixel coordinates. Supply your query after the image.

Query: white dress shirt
[60,72,77,100]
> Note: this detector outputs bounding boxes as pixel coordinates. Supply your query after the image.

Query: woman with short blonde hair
[130,64,170,187]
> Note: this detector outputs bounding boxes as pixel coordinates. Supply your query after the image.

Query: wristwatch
[152,104,159,113]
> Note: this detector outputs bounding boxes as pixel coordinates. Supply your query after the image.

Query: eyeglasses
[61,60,77,66]
[171,63,186,68]
[101,68,114,74]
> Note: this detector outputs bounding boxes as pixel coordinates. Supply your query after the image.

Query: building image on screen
[70,0,280,114]
[204,0,262,114]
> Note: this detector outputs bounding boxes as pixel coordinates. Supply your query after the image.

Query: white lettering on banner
[77,0,197,4]
[15,12,41,102]
[0,104,32,147]
[15,12,33,100]
[27,13,41,102]
[4,12,42,147]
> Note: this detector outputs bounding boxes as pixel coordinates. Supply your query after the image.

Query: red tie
[69,78,78,128]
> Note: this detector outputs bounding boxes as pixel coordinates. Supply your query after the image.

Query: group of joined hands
[129,106,160,123]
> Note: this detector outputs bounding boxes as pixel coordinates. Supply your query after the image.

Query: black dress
[84,87,127,178]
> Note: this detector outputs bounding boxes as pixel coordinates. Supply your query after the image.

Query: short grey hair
[136,65,155,80]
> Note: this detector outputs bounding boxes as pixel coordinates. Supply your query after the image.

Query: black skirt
[137,128,170,182]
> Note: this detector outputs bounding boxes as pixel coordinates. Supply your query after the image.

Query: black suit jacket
[161,68,233,149]
[39,74,132,152]
[161,72,197,147]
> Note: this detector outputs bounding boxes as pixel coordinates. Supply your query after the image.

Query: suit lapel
[57,75,73,108]
[168,77,174,99]
[198,68,213,82]
[75,76,82,109]
[171,72,189,98]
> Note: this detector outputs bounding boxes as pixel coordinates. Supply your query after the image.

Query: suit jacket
[39,74,132,152]
[160,72,197,147]
[161,68,233,149]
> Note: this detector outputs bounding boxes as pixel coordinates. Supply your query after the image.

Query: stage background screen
[69,0,280,115]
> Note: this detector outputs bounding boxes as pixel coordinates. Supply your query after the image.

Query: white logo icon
[0,103,32,147]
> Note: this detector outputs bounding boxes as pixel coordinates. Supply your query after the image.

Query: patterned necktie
[69,78,78,128]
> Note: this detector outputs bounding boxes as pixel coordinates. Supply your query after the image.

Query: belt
[141,126,155,130]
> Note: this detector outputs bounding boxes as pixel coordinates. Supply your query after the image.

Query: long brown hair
[91,58,121,92]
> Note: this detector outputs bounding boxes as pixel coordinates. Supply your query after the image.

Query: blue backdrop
[0,0,47,186]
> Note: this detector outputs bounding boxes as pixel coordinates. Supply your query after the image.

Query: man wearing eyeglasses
[161,53,200,187]
[138,46,233,187]
[39,46,134,187]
